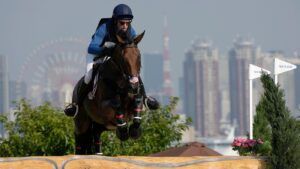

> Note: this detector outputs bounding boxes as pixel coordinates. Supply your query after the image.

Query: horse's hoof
[116,126,129,141]
[96,152,103,155]
[129,123,142,140]
[75,146,86,155]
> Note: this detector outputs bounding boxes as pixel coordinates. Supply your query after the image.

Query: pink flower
[231,137,265,156]
[232,137,264,148]
[246,139,256,147]
[232,137,245,147]
[241,143,249,148]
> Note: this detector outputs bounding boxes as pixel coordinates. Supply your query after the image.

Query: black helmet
[112,4,133,20]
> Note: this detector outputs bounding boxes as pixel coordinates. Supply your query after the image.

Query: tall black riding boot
[138,77,160,110]
[64,81,89,117]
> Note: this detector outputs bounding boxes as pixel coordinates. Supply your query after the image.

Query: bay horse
[73,31,145,155]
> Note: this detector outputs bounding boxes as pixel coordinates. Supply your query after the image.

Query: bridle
[109,43,141,95]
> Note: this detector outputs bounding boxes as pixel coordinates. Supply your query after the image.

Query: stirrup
[144,97,150,110]
[144,96,160,110]
[65,103,79,118]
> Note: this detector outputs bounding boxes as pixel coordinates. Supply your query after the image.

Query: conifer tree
[260,74,300,169]
[253,95,272,142]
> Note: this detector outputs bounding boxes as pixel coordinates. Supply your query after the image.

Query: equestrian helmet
[112,4,133,20]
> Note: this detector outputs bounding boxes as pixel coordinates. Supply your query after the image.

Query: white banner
[274,58,297,75]
[249,64,271,80]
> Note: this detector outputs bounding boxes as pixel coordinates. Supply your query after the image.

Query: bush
[101,97,192,156]
[0,99,74,156]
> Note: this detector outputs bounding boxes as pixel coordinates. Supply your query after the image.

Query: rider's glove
[103,42,116,49]
[102,42,116,57]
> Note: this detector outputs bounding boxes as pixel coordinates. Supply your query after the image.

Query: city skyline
[1,1,300,95]
[183,40,223,137]
[1,36,299,138]
[1,1,300,140]
[182,37,299,137]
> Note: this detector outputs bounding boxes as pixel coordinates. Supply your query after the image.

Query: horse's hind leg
[74,107,93,155]
[75,127,93,155]
[92,122,107,155]
[75,134,83,154]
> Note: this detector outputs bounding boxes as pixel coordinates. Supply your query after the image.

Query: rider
[64,4,160,117]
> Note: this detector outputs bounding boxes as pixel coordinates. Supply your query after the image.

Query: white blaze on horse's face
[129,76,139,84]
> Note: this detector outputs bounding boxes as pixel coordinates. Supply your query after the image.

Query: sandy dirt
[0,155,267,169]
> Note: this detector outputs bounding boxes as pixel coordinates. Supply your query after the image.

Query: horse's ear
[134,30,145,45]
[116,34,126,44]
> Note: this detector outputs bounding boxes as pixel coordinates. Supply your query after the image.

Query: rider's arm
[88,24,107,55]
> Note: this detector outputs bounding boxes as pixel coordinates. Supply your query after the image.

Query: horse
[73,31,145,155]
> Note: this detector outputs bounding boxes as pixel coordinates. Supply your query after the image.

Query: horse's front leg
[129,94,143,139]
[111,97,130,141]
[98,95,129,141]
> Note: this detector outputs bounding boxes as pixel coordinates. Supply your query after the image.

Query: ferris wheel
[17,37,88,107]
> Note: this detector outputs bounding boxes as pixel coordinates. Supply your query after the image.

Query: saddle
[72,56,112,104]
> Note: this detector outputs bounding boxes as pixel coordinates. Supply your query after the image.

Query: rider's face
[117,20,131,32]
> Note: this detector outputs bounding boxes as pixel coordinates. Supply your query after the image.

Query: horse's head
[111,31,145,94]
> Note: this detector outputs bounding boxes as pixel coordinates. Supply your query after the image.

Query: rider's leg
[138,76,160,110]
[64,53,96,117]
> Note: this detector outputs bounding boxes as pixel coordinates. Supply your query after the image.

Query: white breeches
[84,53,96,84]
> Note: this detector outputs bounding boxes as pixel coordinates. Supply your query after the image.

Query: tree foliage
[259,74,300,169]
[253,95,272,143]
[0,97,191,157]
[101,97,192,156]
[0,99,74,156]
[253,95,272,156]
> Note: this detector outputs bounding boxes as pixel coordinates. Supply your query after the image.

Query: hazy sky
[1,0,300,95]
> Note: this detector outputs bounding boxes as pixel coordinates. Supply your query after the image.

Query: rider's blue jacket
[88,19,137,55]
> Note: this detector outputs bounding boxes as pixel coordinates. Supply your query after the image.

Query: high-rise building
[142,17,173,105]
[0,55,9,137]
[183,40,222,137]
[142,52,164,104]
[7,80,27,122]
[281,56,300,116]
[228,37,259,136]
[293,56,300,116]
[9,80,27,109]
[218,54,231,134]
[162,16,173,97]
[142,52,163,95]
[183,50,196,126]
